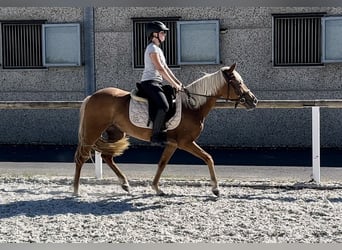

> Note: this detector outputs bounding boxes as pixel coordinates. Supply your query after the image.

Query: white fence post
[95,151,103,179]
[312,107,321,184]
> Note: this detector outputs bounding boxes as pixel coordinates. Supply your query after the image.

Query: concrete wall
[0,7,83,144]
[1,7,342,148]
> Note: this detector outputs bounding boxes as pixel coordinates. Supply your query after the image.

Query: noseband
[223,72,252,108]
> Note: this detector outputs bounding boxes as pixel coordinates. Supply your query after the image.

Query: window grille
[1,20,46,69]
[132,17,180,69]
[272,13,325,66]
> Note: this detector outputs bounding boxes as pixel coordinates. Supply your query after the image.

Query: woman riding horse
[139,21,183,146]
[73,62,258,197]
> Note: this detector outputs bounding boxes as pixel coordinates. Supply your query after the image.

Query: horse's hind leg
[100,125,130,193]
[101,155,130,192]
[74,124,108,195]
[151,144,177,196]
[73,144,92,195]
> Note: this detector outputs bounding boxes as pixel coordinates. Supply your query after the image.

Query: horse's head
[221,63,258,110]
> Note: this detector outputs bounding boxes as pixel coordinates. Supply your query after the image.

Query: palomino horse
[74,63,257,196]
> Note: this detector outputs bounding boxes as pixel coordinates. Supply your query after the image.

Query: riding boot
[151,109,167,146]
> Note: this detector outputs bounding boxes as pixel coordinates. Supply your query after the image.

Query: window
[1,21,81,69]
[42,23,81,66]
[177,20,220,65]
[272,13,325,66]
[322,16,342,63]
[132,17,180,69]
[1,20,46,69]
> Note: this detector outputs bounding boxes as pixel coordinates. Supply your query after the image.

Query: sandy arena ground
[0,162,341,243]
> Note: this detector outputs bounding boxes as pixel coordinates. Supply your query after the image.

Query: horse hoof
[72,192,80,197]
[157,190,166,196]
[212,189,220,197]
[121,184,130,193]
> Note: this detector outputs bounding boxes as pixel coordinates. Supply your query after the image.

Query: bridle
[181,71,251,108]
[223,71,254,108]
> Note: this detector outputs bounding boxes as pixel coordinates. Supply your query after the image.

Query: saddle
[129,83,182,130]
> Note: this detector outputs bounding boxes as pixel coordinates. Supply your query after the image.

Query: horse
[73,63,258,197]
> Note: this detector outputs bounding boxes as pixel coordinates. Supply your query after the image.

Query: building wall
[1,7,342,147]
[0,7,84,145]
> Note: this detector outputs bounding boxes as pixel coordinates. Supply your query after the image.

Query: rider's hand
[175,84,182,92]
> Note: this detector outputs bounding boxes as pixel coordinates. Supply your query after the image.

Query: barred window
[272,13,325,66]
[1,20,46,69]
[132,17,180,69]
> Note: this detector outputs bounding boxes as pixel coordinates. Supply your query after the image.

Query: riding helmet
[146,21,169,37]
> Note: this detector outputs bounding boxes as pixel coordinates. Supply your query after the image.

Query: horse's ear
[228,63,236,73]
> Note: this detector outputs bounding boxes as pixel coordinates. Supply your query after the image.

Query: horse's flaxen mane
[181,68,226,109]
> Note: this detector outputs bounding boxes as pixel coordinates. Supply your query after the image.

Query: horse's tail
[77,95,91,146]
[75,95,92,165]
[93,137,130,157]
[77,95,129,159]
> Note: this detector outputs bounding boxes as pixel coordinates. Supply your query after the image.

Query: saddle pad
[129,94,182,130]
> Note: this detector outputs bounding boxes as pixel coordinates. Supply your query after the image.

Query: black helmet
[146,21,169,37]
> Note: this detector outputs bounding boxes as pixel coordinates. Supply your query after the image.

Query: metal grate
[132,17,180,69]
[1,21,45,69]
[273,13,325,66]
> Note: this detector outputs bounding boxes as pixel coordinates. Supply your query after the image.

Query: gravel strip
[0,176,342,243]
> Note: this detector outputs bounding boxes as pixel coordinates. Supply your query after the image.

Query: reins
[180,75,248,108]
[180,88,238,102]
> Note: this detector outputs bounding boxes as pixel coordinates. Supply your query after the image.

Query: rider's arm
[164,66,183,87]
[150,52,182,91]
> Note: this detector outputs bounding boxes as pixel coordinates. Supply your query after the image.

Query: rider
[140,21,183,146]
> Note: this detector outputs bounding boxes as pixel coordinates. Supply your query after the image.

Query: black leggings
[140,80,169,112]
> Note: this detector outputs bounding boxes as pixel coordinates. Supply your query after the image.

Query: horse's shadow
[0,193,169,219]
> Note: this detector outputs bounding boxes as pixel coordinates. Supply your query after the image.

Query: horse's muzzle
[245,95,258,110]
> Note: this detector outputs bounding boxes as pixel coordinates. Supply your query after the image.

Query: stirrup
[150,132,167,147]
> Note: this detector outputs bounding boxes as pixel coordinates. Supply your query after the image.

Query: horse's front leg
[151,144,177,196]
[180,141,219,196]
